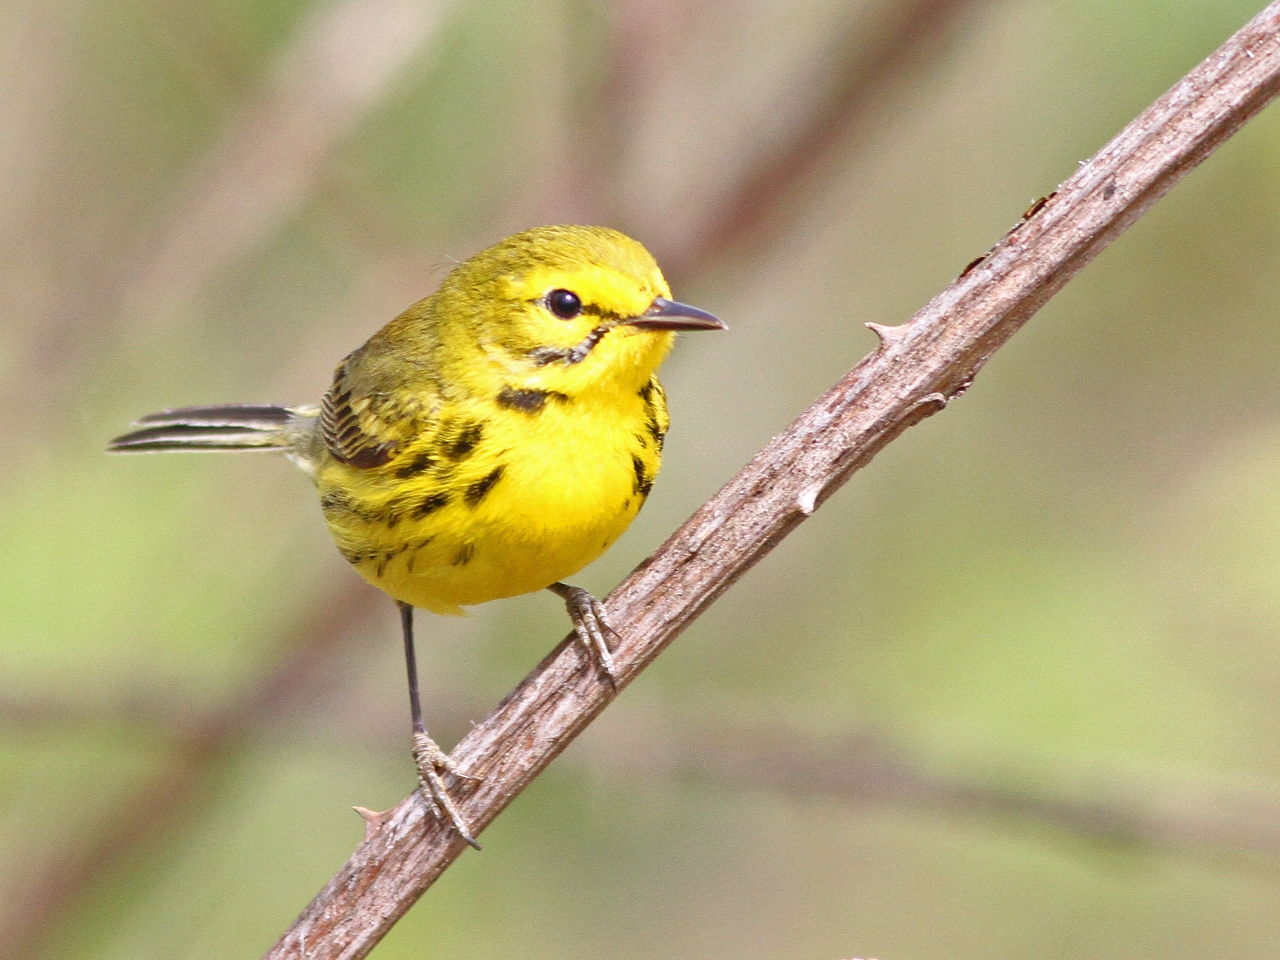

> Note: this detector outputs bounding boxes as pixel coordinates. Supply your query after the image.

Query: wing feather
[320,352,443,469]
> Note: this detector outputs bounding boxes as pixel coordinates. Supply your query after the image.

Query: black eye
[546,288,582,319]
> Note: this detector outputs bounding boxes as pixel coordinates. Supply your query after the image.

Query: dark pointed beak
[624,297,727,332]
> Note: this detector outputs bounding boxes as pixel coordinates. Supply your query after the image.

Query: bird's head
[432,225,724,396]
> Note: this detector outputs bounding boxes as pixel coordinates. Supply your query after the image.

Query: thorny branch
[267,4,1280,958]
[7,2,988,955]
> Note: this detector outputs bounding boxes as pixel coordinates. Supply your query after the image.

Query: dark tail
[108,404,301,453]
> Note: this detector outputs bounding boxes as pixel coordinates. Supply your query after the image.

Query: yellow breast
[315,377,668,615]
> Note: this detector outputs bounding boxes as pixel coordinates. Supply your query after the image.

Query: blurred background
[6,0,1280,956]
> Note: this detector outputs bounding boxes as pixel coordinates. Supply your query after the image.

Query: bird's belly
[320,418,657,614]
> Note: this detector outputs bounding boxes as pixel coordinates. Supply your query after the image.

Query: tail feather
[133,404,294,429]
[108,404,308,453]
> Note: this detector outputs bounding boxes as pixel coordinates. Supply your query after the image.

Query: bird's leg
[399,601,481,850]
[547,582,621,686]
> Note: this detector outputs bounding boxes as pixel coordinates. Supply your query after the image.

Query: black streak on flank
[414,492,450,518]
[321,490,379,522]
[383,493,420,528]
[639,381,664,449]
[496,386,570,414]
[631,454,653,497]
[320,490,349,512]
[452,543,475,566]
[646,416,664,450]
[445,422,484,460]
[376,543,407,578]
[395,450,435,478]
[405,537,432,574]
[466,466,505,507]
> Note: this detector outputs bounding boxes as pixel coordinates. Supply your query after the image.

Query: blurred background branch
[123,0,451,319]
[666,0,983,272]
[267,6,1280,955]
[660,723,1280,863]
[3,581,374,960]
[8,1,1280,958]
[7,1,989,956]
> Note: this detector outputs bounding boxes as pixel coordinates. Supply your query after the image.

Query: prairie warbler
[109,225,725,846]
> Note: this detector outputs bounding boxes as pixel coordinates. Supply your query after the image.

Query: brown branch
[11,3,1002,953]
[265,5,1280,957]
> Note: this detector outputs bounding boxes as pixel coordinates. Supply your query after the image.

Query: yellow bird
[109,225,725,846]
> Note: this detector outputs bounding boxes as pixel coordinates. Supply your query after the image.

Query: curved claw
[549,582,621,688]
[411,731,482,850]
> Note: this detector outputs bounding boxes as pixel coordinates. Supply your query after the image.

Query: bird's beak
[623,297,727,332]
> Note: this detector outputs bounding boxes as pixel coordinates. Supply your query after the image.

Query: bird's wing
[319,351,443,469]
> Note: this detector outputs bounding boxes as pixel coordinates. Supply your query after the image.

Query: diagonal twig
[9,2,988,952]
[266,4,1280,957]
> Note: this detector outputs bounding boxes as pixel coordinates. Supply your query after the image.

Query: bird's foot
[411,731,482,850]
[550,582,621,687]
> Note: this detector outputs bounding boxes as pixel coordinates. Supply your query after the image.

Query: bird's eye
[545,288,583,319]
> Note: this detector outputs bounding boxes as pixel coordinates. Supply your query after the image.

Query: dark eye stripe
[577,303,623,321]
[531,292,626,323]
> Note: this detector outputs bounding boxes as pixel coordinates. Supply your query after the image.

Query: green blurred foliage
[5,0,1280,957]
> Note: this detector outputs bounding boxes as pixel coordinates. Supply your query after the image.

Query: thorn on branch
[1021,191,1055,220]
[261,7,1280,952]
[865,321,908,345]
[958,254,987,279]
[911,392,949,415]
[354,806,395,840]
[796,481,825,516]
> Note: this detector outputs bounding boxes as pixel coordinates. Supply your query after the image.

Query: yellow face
[427,225,723,397]
[508,264,663,352]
